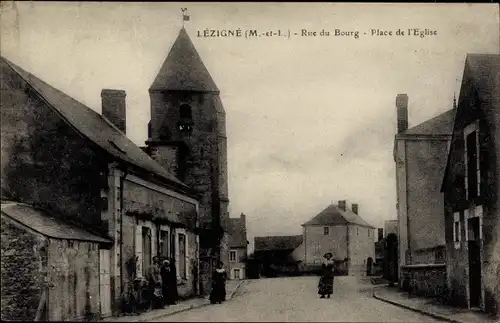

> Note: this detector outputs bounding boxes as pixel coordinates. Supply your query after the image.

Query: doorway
[467,217,481,308]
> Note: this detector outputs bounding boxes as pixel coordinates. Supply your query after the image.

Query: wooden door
[99,249,112,318]
[468,217,481,307]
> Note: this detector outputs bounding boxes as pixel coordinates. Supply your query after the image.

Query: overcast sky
[1,2,499,251]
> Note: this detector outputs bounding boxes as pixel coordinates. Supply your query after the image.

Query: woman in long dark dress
[318,252,335,299]
[210,261,227,304]
[161,258,179,305]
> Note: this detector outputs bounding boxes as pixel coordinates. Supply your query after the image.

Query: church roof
[401,108,456,136]
[302,204,375,228]
[150,28,219,92]
[1,57,193,195]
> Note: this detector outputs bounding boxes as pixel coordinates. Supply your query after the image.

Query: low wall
[400,264,448,301]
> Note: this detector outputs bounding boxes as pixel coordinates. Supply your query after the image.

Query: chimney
[396,93,408,133]
[101,89,126,133]
[351,203,359,215]
[240,213,246,221]
[338,200,346,211]
[378,228,384,241]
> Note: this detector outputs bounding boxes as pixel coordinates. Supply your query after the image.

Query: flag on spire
[182,8,190,22]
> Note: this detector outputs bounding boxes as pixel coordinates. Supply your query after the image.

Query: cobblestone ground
[154,276,440,322]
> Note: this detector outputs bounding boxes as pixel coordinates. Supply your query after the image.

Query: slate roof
[1,57,191,192]
[228,216,248,248]
[302,204,375,228]
[465,54,500,104]
[401,108,456,136]
[254,235,303,252]
[1,202,112,243]
[150,28,219,92]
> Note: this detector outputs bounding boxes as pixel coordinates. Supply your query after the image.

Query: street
[155,276,440,322]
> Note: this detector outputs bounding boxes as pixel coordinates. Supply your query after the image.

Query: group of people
[147,256,179,309]
[147,256,228,309]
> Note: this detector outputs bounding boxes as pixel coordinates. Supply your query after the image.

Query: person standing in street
[210,260,227,304]
[318,252,335,299]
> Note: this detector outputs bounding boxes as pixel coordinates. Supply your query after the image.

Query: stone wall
[348,225,375,276]
[401,264,448,301]
[47,239,101,321]
[1,216,46,321]
[304,225,348,264]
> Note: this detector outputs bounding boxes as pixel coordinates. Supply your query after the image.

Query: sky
[1,2,499,252]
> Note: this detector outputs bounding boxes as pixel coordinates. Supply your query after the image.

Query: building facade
[143,27,230,295]
[300,201,376,276]
[228,213,248,280]
[0,56,200,318]
[394,93,454,268]
[441,54,500,316]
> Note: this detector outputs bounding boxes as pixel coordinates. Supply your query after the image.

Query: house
[300,200,376,276]
[394,93,455,268]
[0,56,200,319]
[1,201,112,321]
[254,235,303,277]
[227,213,249,280]
[142,27,230,295]
[441,54,500,316]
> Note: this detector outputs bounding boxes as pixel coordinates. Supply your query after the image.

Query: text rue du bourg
[197,28,437,39]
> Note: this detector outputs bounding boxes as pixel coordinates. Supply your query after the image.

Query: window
[368,229,371,238]
[357,228,359,236]
[234,268,241,279]
[178,233,187,279]
[178,104,193,133]
[464,122,480,199]
[453,212,461,249]
[142,227,152,277]
[159,230,169,258]
[230,250,237,262]
[179,104,193,119]
[323,227,329,236]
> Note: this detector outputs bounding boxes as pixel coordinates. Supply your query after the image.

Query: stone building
[228,213,249,280]
[0,56,200,318]
[299,201,376,276]
[441,54,500,316]
[394,93,455,268]
[1,201,112,321]
[143,27,230,295]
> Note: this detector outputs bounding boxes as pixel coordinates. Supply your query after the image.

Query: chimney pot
[338,200,346,211]
[351,203,359,215]
[102,89,127,133]
[396,93,409,133]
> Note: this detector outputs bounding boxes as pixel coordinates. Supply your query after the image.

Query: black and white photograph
[0,2,499,322]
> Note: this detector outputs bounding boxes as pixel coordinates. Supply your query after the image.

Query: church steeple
[149,27,219,92]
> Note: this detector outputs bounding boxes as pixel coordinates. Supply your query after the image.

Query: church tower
[145,27,230,294]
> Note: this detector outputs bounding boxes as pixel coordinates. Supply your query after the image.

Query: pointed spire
[149,28,219,92]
